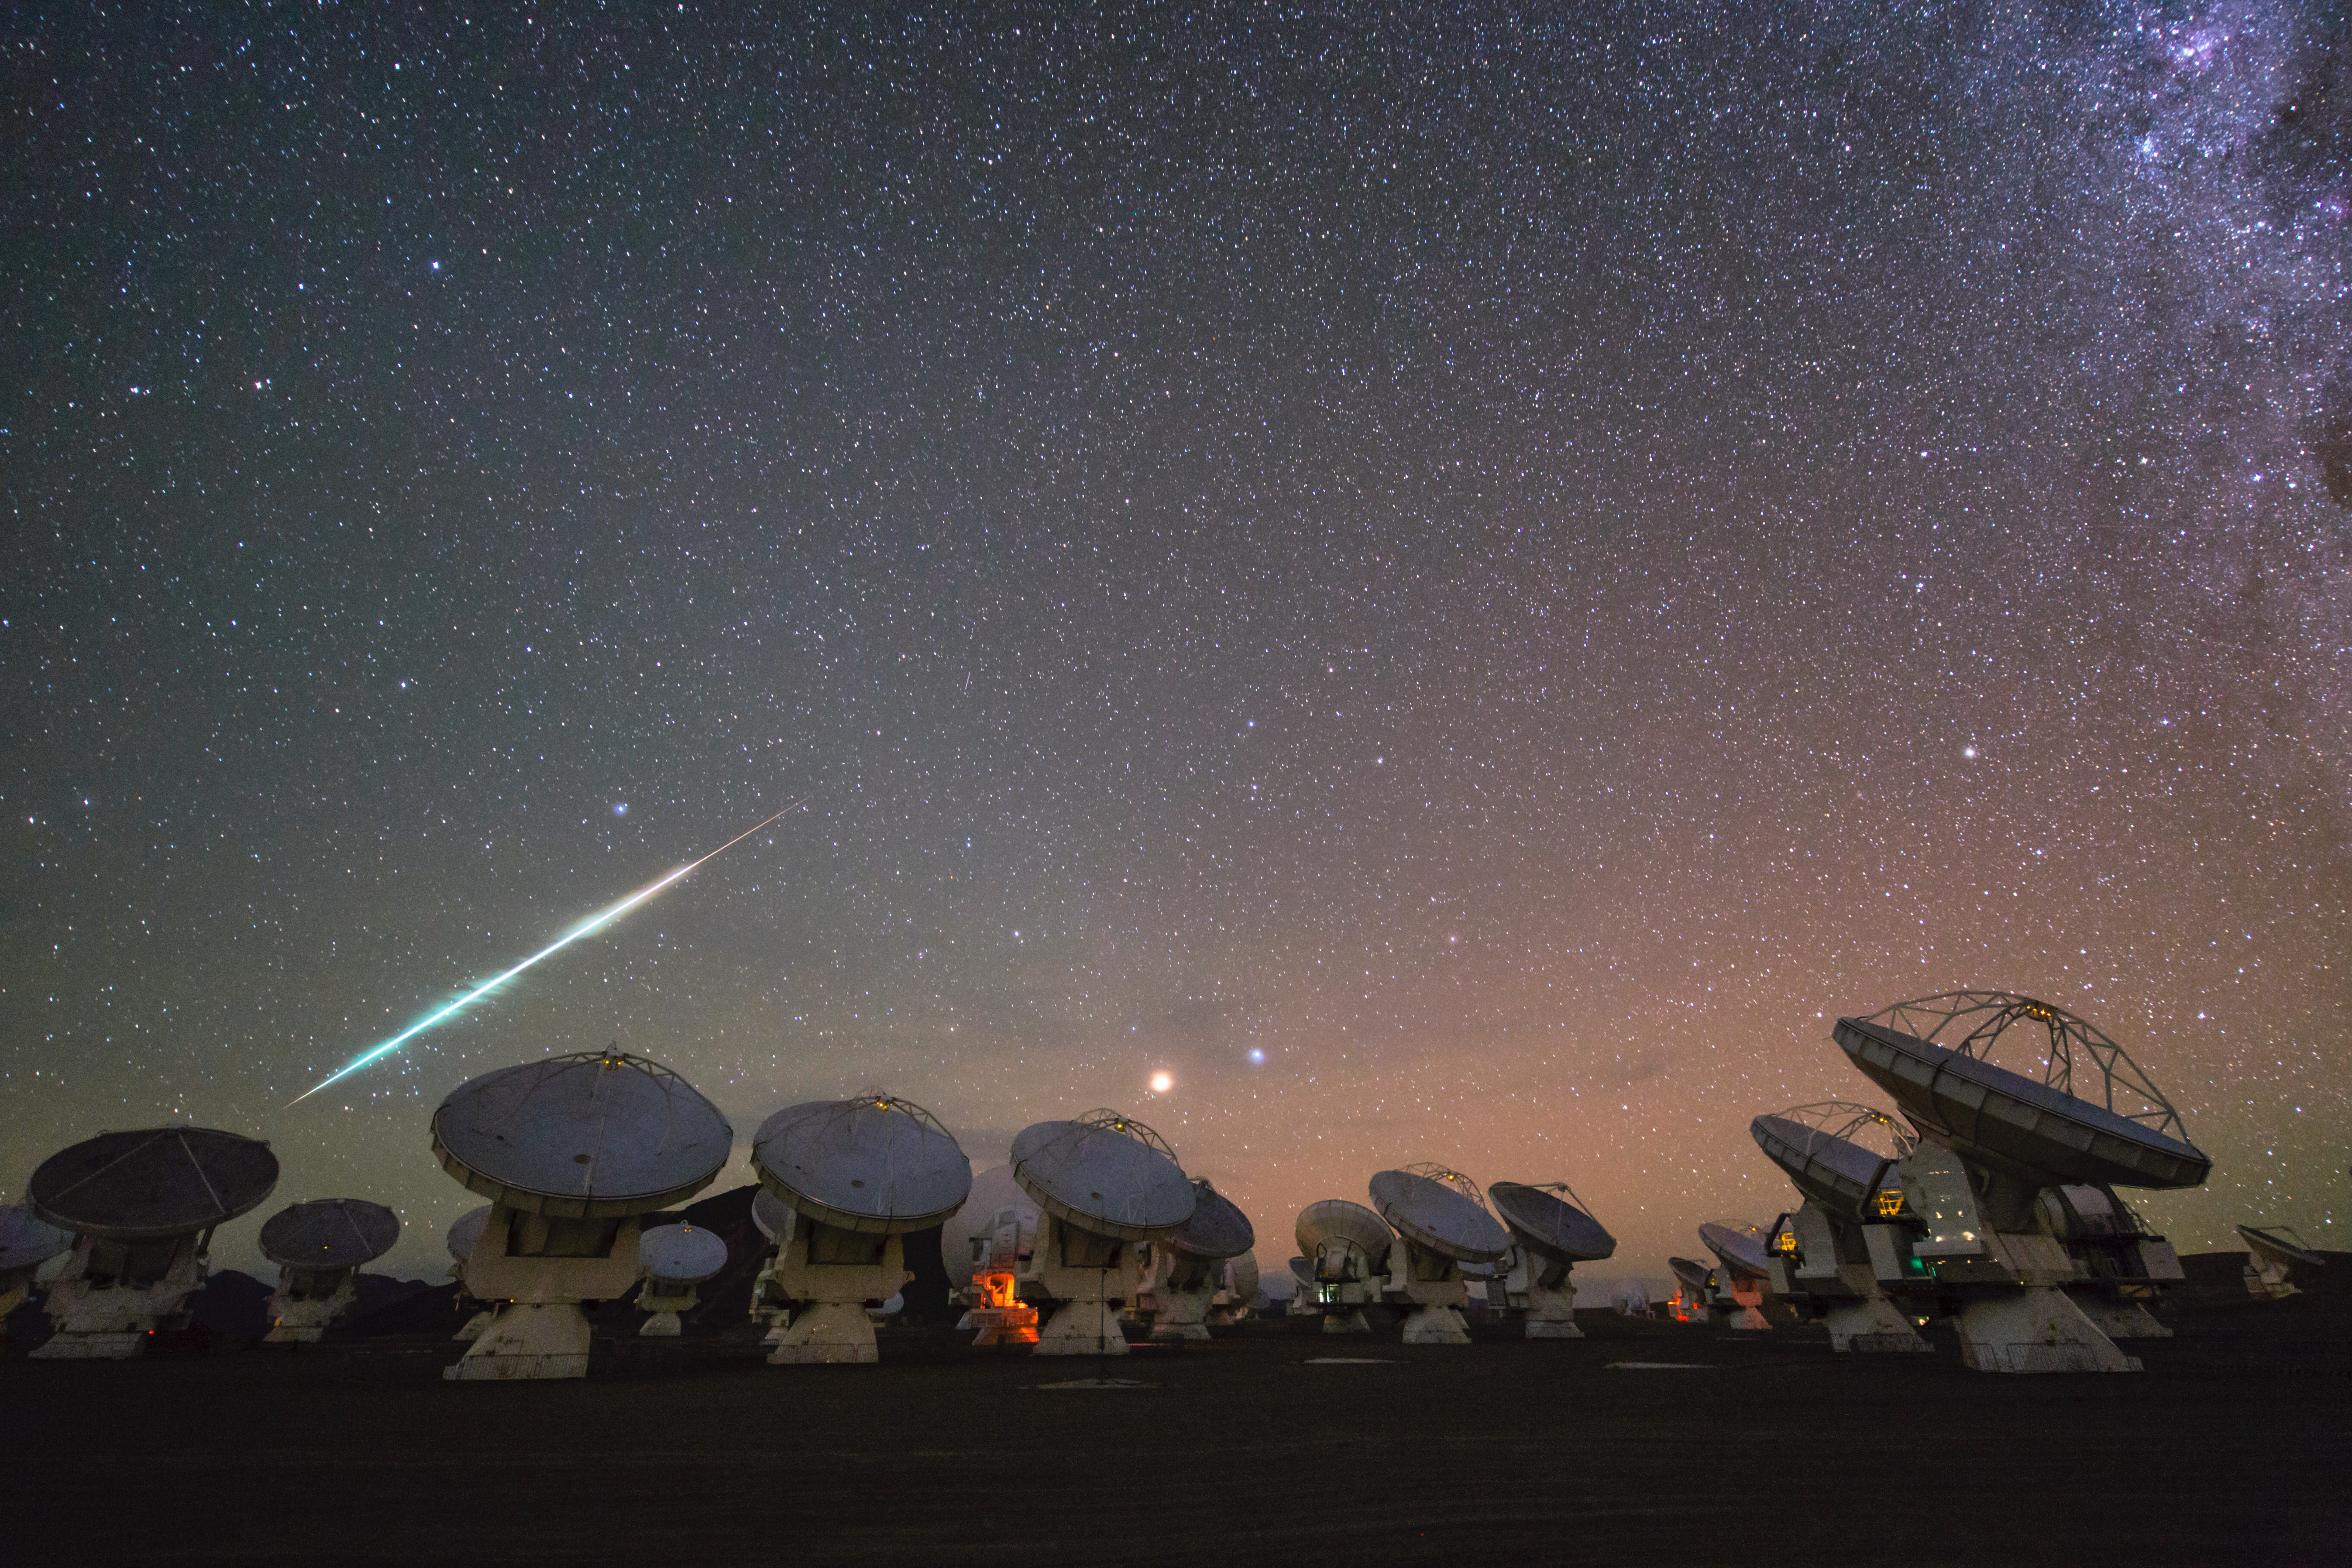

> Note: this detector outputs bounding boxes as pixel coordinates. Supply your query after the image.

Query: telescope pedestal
[767,1226,909,1365]
[265,1265,358,1344]
[2071,1294,2169,1340]
[1022,1213,1134,1357]
[1821,1294,1928,1352]
[1522,1278,1581,1338]
[1134,1244,1218,1341]
[34,1233,207,1360]
[1954,1286,2138,1373]
[1384,1242,1473,1345]
[2243,1255,2300,1299]
[453,1309,492,1341]
[445,1206,640,1381]
[637,1282,700,1337]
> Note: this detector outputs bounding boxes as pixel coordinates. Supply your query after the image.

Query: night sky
[5,4,2346,1284]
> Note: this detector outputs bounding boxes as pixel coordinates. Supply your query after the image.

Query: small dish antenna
[1487,1181,1615,1339]
[635,1222,729,1336]
[1749,1103,1930,1353]
[445,1205,493,1341]
[258,1198,401,1344]
[1835,994,2206,1373]
[1134,1179,1256,1341]
[1666,1256,1716,1323]
[1011,1110,1195,1356]
[746,1187,797,1346]
[28,1125,279,1359]
[753,1093,972,1364]
[0,1203,71,1336]
[432,1048,732,1380]
[943,1164,1042,1346]
[2237,1224,2324,1300]
[1698,1222,1774,1331]
[1369,1165,1508,1345]
[1293,1200,1393,1334]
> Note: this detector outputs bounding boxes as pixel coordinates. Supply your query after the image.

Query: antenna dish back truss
[1858,992,2189,1141]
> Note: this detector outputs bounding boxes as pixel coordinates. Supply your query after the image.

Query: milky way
[3,4,2345,1282]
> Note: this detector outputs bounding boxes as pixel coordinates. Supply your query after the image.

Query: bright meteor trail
[288,801,804,1105]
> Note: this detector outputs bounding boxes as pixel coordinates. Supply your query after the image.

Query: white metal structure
[2236,1224,2322,1299]
[28,1125,279,1359]
[1295,1201,1393,1334]
[1212,1250,1262,1323]
[0,1203,71,1330]
[1011,1111,1195,1356]
[259,1198,401,1344]
[1697,1221,1775,1331]
[747,1186,796,1345]
[1488,1181,1615,1339]
[1132,1179,1254,1340]
[635,1222,729,1336]
[1837,995,2208,1373]
[753,1093,971,1364]
[1751,1104,1931,1353]
[432,1048,732,1380]
[1369,1166,1509,1345]
[445,1206,493,1341]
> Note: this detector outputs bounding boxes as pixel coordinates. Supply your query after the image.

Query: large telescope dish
[1700,1222,1771,1281]
[1165,1180,1255,1261]
[1370,1166,1510,1264]
[638,1222,729,1284]
[1750,1102,1915,1225]
[1835,996,2208,1190]
[1488,1181,1616,1264]
[1295,1200,1394,1271]
[259,1199,401,1271]
[1668,1256,1714,1294]
[445,1205,490,1262]
[0,1204,71,1273]
[29,1126,279,1240]
[430,1048,733,1219]
[1011,1110,1195,1242]
[752,1093,973,1235]
[2237,1224,2324,1271]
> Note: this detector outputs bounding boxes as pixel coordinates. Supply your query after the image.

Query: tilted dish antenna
[1292,1202,1391,1333]
[1368,1165,1509,1345]
[635,1222,729,1336]
[2236,1224,2324,1300]
[1486,1180,1615,1339]
[258,1198,401,1343]
[27,1125,279,1360]
[1749,1102,1916,1228]
[753,1093,972,1364]
[940,1163,1042,1345]
[1010,1110,1194,1356]
[432,1048,732,1380]
[1748,1103,1932,1353]
[1136,1179,1256,1340]
[0,1204,71,1334]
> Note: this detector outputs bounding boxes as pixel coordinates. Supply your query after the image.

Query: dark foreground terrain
[3,1255,2344,1566]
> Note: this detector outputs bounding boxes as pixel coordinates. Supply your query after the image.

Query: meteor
[289,800,804,1105]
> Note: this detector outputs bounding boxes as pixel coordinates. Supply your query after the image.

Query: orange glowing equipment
[965,1269,1039,1346]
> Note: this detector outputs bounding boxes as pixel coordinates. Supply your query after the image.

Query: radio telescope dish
[2238,1224,2323,1300]
[30,1126,279,1240]
[1488,1182,1616,1265]
[1295,1200,1393,1273]
[0,1203,70,1274]
[1700,1222,1770,1280]
[1166,1182,1255,1261]
[1834,994,2208,1191]
[1370,1166,1510,1263]
[1011,1111,1195,1242]
[1220,1250,1262,1319]
[1750,1102,1916,1226]
[1669,1256,1713,1294]
[446,1206,491,1263]
[751,1187,794,1244]
[432,1048,733,1218]
[1287,1255,1315,1287]
[260,1199,401,1272]
[752,1094,972,1235]
[639,1222,729,1284]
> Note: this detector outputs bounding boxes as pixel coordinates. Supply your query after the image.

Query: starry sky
[4,3,2347,1285]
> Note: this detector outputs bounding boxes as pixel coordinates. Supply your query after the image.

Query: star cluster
[3,3,2346,1281]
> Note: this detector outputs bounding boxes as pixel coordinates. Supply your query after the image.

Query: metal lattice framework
[1772,1100,1918,1161]
[1402,1162,1489,1210]
[1859,991,2190,1141]
[848,1089,954,1138]
[1071,1107,1179,1162]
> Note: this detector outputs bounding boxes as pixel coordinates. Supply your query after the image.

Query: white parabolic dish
[750,1187,794,1244]
[1699,1222,1770,1280]
[1487,1182,1616,1264]
[752,1094,973,1235]
[1295,1199,1393,1263]
[1369,1168,1510,1263]
[445,1205,491,1262]
[259,1198,401,1271]
[430,1049,733,1219]
[29,1126,280,1240]
[0,1204,71,1273]
[2236,1225,2324,1271]
[639,1222,729,1283]
[1668,1256,1713,1293]
[1011,1111,1195,1241]
[1166,1181,1255,1260]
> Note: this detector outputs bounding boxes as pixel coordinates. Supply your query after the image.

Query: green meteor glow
[289,802,800,1105]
